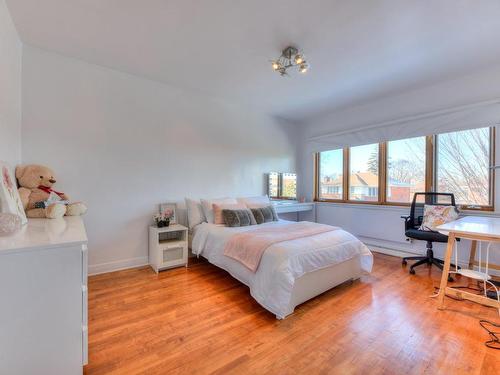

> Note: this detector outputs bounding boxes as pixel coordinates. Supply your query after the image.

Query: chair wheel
[402,260,407,266]
[409,268,415,275]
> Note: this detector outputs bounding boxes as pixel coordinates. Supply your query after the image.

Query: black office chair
[401,192,459,280]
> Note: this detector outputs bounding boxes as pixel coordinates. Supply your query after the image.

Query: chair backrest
[408,192,456,229]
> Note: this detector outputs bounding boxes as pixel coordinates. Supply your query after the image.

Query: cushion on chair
[405,228,449,242]
[419,204,459,231]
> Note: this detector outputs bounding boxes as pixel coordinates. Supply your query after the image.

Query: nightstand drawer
[162,246,185,263]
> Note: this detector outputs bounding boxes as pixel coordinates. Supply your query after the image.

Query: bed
[191,219,373,319]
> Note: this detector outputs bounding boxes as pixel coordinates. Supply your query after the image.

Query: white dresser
[0,217,88,375]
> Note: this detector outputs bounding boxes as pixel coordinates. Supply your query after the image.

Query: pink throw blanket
[223,222,337,272]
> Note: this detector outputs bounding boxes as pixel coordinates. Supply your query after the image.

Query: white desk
[436,216,500,313]
[272,201,314,221]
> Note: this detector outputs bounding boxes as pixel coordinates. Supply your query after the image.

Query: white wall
[0,0,21,165]
[21,46,297,274]
[18,30,500,274]
[297,65,500,270]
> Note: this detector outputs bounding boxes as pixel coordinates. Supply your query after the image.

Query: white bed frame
[284,256,362,319]
[185,211,362,319]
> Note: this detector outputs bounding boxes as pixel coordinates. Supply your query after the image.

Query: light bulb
[272,61,280,71]
[295,54,304,65]
[299,63,309,73]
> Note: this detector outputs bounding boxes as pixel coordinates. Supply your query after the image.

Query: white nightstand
[149,224,188,273]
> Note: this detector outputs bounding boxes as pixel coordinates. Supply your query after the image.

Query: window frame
[346,143,384,204]
[383,136,427,206]
[315,149,346,202]
[314,128,495,211]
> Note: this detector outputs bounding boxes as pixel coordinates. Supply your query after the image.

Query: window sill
[315,201,408,212]
[314,200,498,216]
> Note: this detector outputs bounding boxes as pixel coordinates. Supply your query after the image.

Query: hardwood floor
[84,253,500,375]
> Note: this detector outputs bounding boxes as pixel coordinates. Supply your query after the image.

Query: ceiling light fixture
[271,46,309,76]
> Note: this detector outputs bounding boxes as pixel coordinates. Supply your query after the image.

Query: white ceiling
[6,0,500,121]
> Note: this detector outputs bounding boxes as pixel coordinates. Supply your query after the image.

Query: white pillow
[237,195,270,208]
[200,197,238,224]
[185,198,206,229]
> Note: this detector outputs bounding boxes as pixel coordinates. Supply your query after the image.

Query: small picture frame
[0,162,28,225]
[159,202,177,224]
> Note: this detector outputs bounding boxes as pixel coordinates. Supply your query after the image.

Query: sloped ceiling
[6,0,500,120]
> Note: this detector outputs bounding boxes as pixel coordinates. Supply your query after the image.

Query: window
[318,149,343,200]
[315,127,494,210]
[387,136,426,203]
[349,143,379,201]
[436,127,492,207]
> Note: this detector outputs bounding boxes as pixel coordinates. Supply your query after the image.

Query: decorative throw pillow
[251,205,279,224]
[185,198,206,229]
[200,198,238,224]
[222,209,254,227]
[419,205,459,232]
[213,203,257,225]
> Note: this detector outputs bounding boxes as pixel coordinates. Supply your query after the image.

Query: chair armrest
[401,215,411,231]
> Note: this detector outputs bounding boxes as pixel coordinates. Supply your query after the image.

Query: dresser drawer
[81,244,88,366]
[82,324,88,365]
[82,244,88,285]
[82,285,88,327]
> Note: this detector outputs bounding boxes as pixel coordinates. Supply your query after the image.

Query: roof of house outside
[322,172,413,188]
[353,172,378,187]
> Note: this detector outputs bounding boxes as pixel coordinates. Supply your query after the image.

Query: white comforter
[192,220,373,318]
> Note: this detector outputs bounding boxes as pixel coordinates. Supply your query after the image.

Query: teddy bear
[15,164,87,219]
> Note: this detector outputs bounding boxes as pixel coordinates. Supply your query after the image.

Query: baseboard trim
[89,256,149,276]
[367,243,500,277]
[367,245,416,259]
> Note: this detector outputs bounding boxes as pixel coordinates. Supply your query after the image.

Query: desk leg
[438,233,455,310]
[468,240,477,269]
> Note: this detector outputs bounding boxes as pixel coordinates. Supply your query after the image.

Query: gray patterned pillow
[222,209,255,227]
[251,205,278,224]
